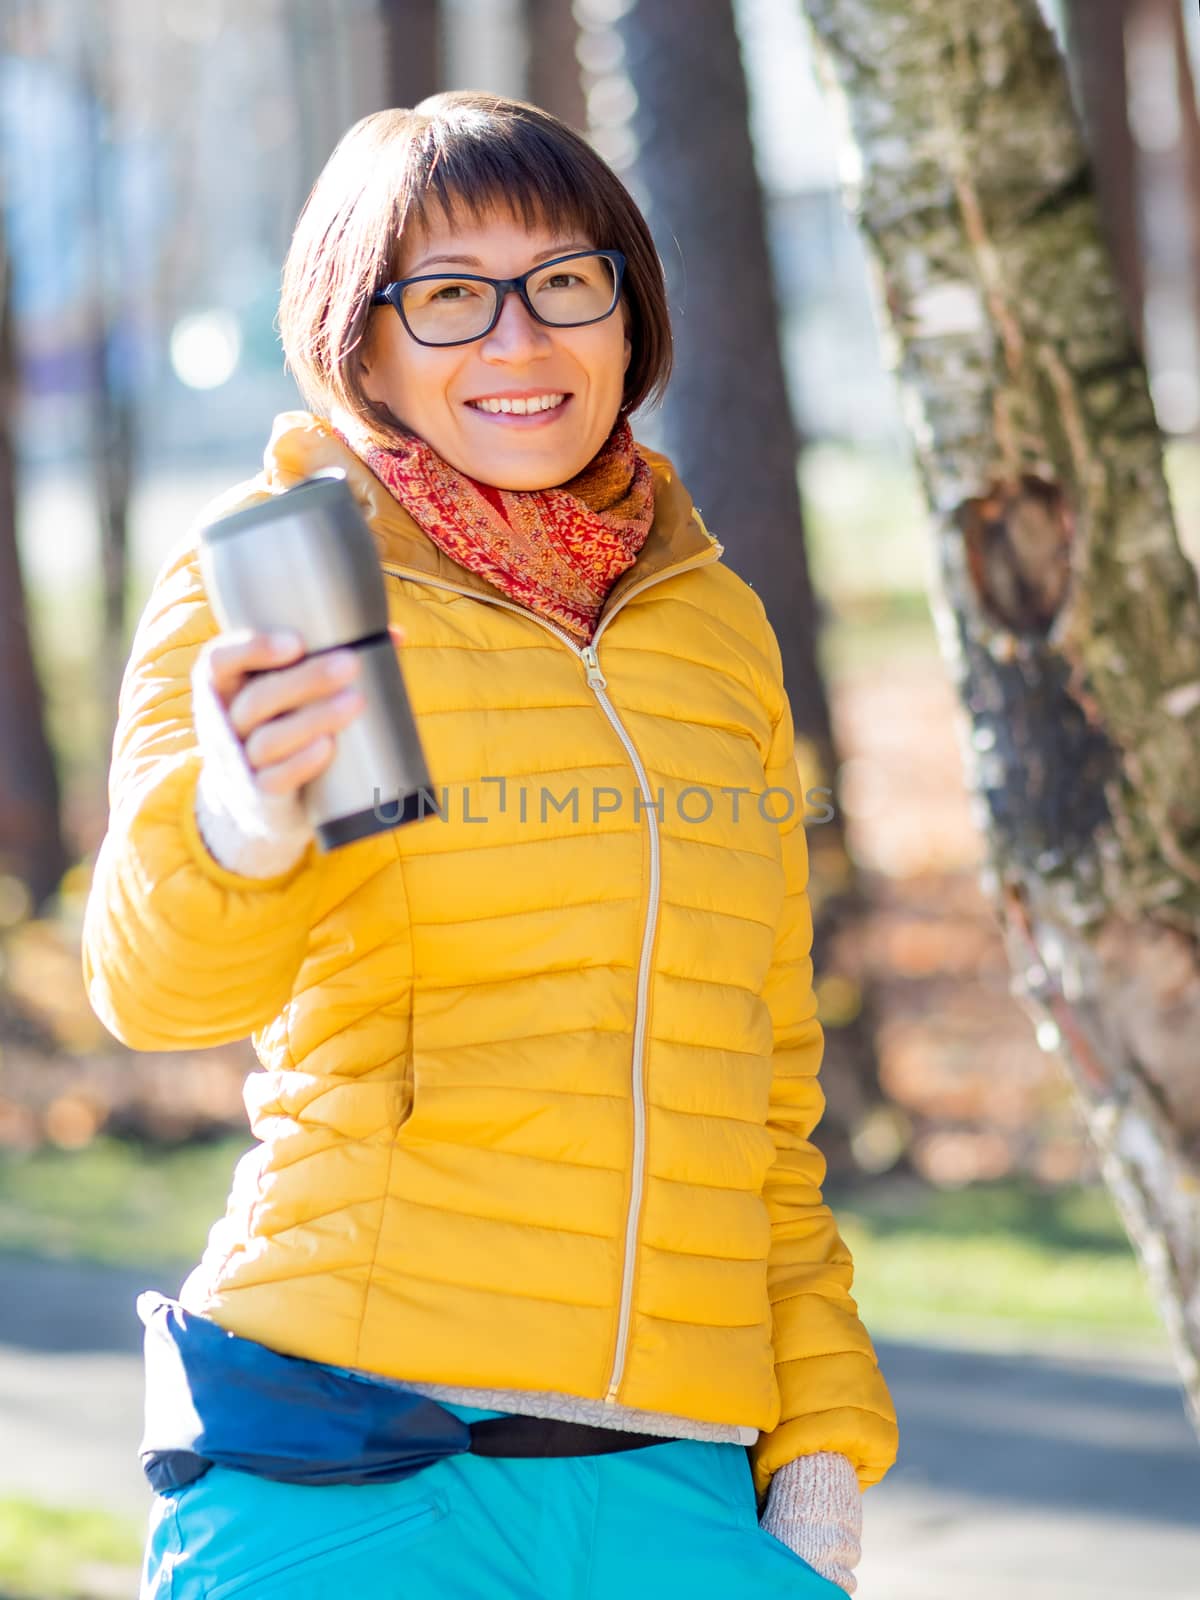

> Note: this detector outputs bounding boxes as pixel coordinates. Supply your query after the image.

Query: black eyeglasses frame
[369,249,627,348]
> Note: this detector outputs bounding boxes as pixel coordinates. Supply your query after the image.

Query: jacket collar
[260,411,721,624]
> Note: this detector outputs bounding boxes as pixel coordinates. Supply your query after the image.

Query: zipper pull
[581,643,607,689]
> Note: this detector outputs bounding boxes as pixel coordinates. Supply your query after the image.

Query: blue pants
[139,1400,844,1598]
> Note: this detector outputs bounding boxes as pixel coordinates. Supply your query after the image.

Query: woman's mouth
[464,392,571,426]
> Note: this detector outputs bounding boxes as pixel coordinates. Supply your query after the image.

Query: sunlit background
[1,3,1199,1597]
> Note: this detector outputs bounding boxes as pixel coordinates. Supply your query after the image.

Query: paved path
[2,1255,1198,1595]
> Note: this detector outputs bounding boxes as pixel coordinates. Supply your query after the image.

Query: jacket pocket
[196,1481,448,1600]
[755,1526,848,1592]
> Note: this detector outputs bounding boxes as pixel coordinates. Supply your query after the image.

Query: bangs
[394,117,612,268]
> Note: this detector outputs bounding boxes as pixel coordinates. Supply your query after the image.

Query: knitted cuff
[759,1450,862,1594]
[190,657,314,879]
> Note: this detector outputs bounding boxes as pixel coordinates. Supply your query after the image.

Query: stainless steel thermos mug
[198,468,439,850]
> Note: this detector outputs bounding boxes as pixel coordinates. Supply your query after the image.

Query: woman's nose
[480,290,551,362]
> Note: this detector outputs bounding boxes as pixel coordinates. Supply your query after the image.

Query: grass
[0,1135,249,1268]
[0,1499,141,1600]
[0,1136,1170,1353]
[830,1176,1169,1351]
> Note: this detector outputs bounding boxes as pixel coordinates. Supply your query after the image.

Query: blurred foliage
[834,1177,1166,1348]
[0,1135,247,1265]
[0,1497,140,1600]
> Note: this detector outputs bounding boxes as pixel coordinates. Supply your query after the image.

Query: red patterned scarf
[336,417,655,643]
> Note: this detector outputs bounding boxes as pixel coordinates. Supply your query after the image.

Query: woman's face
[360,203,631,489]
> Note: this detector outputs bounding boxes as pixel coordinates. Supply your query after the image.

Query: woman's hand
[197,622,407,797]
[189,621,407,877]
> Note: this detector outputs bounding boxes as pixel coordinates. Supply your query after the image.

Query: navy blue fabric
[136,1291,472,1493]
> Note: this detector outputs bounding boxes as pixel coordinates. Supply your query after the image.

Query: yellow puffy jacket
[82,410,898,1500]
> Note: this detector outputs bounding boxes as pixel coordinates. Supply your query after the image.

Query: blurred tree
[1062,0,1146,343]
[525,0,587,128]
[1125,0,1200,433]
[607,0,896,1176]
[379,0,442,108]
[801,0,1200,1426]
[1177,0,1200,371]
[77,18,135,755]
[1179,7,1200,401]
[0,199,68,912]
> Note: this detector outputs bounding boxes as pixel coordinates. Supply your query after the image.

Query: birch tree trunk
[798,0,1200,1428]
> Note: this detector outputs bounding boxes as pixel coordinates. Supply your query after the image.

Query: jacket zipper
[378,525,722,1405]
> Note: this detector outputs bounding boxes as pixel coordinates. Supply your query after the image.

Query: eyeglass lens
[401,254,618,344]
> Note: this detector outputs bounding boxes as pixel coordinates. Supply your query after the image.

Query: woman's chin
[452,438,600,491]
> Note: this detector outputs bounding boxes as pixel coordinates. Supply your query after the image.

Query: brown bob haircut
[278,91,673,451]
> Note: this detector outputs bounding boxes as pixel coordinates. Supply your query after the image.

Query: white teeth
[469,394,566,415]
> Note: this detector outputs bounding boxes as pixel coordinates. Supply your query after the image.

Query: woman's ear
[358,315,381,397]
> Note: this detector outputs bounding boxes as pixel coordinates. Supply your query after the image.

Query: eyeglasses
[369,249,626,348]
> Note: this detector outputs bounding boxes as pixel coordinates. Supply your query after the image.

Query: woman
[82,92,897,1598]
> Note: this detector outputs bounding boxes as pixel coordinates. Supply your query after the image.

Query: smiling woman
[358,215,631,488]
[80,89,898,1600]
[278,91,671,483]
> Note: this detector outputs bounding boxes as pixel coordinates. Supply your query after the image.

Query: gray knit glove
[759,1450,862,1593]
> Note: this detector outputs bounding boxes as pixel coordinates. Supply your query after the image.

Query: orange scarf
[337,418,655,643]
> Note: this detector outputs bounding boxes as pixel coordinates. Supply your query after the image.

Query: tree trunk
[78,22,136,785]
[525,0,587,129]
[608,0,894,1174]
[0,201,68,911]
[1061,0,1146,345]
[1174,0,1200,402]
[800,0,1200,1427]
[378,0,442,108]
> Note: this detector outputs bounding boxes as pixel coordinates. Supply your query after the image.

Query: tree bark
[0,200,68,911]
[800,0,1200,1426]
[609,0,894,1173]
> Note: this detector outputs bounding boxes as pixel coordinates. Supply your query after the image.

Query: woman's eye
[431,283,473,302]
[544,273,582,290]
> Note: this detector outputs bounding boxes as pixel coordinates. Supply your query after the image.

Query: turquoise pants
[139,1400,844,1598]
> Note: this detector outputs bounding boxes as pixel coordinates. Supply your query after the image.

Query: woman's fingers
[202,629,306,709]
[225,646,359,740]
[244,686,365,778]
[253,733,338,796]
[196,622,404,792]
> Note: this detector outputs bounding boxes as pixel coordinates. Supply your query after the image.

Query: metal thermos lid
[201,469,354,541]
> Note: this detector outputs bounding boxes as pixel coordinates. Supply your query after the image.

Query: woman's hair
[278,91,673,450]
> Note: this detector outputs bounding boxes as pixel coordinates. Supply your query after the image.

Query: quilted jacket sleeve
[747,610,898,1503]
[81,527,324,1052]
